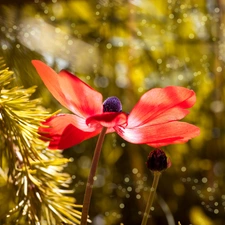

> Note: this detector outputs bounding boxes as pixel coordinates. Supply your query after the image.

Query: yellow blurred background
[0,0,224,224]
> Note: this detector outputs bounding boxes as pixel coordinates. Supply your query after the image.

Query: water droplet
[216,66,222,72]
[127,186,132,192]
[214,8,220,13]
[119,203,125,209]
[121,143,126,147]
[214,209,219,214]
[136,194,141,199]
[169,14,174,19]
[189,33,195,39]
[178,74,183,80]
[106,43,112,49]
[157,58,162,64]
[202,177,208,183]
[2,44,8,50]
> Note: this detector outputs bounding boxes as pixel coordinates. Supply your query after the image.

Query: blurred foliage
[0,0,225,225]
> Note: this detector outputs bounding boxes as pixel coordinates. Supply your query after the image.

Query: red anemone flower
[32,60,200,149]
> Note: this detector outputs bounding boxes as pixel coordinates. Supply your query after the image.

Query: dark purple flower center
[103,96,122,112]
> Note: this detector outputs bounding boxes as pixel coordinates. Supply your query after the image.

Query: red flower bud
[146,149,171,172]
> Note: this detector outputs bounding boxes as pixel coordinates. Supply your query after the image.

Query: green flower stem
[141,171,161,225]
[81,127,107,225]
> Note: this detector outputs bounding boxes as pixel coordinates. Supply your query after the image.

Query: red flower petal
[58,70,103,117]
[86,112,128,128]
[32,60,103,118]
[39,114,101,149]
[32,60,68,111]
[127,86,196,128]
[115,121,200,147]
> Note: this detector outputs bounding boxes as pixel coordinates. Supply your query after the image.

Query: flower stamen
[103,96,122,112]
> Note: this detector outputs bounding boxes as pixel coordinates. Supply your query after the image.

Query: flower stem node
[146,149,171,172]
[103,96,122,112]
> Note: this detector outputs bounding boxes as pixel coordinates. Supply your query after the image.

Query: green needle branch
[0,59,82,225]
